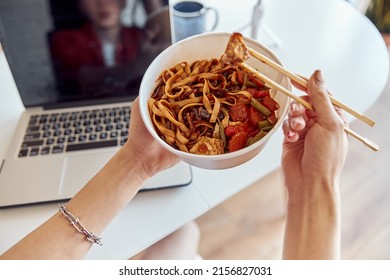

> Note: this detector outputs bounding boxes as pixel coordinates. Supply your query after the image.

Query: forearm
[282,180,341,260]
[1,144,148,259]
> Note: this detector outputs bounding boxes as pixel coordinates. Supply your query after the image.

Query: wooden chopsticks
[247,47,376,127]
[240,62,379,151]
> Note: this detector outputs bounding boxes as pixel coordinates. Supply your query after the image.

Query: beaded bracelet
[59,203,103,246]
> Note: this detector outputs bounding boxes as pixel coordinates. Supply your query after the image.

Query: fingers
[285,70,348,146]
[290,76,308,93]
[306,70,341,126]
[129,97,141,124]
[283,101,308,143]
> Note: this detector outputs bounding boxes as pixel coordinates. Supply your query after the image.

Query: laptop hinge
[42,96,134,110]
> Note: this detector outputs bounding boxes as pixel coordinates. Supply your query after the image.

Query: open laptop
[0,0,192,208]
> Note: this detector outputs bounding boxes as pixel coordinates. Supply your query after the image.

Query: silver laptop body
[0,0,192,207]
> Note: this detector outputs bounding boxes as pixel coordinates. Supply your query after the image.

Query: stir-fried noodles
[148,58,280,155]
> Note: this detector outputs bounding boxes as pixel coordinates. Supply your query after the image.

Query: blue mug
[172,1,219,42]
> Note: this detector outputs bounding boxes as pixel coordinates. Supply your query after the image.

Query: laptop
[0,0,192,208]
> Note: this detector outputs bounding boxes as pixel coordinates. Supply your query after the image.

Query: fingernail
[291,118,303,128]
[287,130,296,138]
[291,102,299,112]
[315,70,324,85]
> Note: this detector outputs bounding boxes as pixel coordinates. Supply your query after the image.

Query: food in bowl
[139,32,290,169]
[147,57,280,155]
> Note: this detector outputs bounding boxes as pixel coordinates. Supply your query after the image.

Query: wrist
[123,137,180,179]
[287,174,340,203]
[286,179,341,223]
[118,143,151,184]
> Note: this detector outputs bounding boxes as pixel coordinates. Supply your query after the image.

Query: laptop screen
[0,0,171,108]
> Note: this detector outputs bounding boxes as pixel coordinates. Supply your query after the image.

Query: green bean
[257,120,272,129]
[245,81,257,87]
[250,98,271,117]
[261,126,274,132]
[241,72,249,90]
[247,130,268,146]
[216,118,226,149]
[221,107,229,118]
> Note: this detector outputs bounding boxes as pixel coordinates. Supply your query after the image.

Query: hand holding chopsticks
[247,47,376,127]
[241,63,379,151]
[223,33,379,151]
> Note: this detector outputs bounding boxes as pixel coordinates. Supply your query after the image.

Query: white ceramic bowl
[139,32,290,169]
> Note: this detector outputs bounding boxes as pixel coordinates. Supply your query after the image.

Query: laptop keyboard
[18,106,130,158]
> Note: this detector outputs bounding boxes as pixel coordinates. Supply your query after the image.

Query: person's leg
[132,221,201,260]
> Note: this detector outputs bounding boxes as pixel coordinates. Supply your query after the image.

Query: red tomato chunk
[262,96,279,111]
[230,102,248,122]
[249,106,265,125]
[228,132,248,152]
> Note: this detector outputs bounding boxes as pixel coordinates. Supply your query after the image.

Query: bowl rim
[139,32,290,160]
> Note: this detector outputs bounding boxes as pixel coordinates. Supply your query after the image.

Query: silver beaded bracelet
[59,203,103,246]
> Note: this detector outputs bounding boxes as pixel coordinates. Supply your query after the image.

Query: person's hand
[281,70,348,259]
[281,70,349,195]
[124,98,180,178]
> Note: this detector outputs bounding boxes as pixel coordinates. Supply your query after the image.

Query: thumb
[307,70,339,125]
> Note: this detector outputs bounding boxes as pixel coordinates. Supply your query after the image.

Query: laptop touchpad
[59,151,115,197]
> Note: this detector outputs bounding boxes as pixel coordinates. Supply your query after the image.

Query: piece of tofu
[189,136,224,155]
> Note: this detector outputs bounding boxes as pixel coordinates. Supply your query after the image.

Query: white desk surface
[0,0,388,259]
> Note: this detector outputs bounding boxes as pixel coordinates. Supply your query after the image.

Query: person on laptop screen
[49,0,169,100]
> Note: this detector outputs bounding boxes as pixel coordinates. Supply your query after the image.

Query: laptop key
[24,132,41,140]
[54,130,62,137]
[66,140,118,152]
[95,125,103,132]
[52,123,61,129]
[18,149,29,157]
[27,126,40,132]
[42,123,51,130]
[52,145,64,154]
[74,127,83,134]
[49,116,57,122]
[29,118,38,125]
[43,131,51,137]
[83,120,91,126]
[63,122,71,129]
[68,136,76,143]
[120,137,128,146]
[41,147,51,155]
[22,139,44,147]
[30,148,39,156]
[110,131,118,138]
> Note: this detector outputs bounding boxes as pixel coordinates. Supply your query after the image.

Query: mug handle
[205,7,219,32]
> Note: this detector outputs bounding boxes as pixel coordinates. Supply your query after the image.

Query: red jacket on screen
[50,23,143,70]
